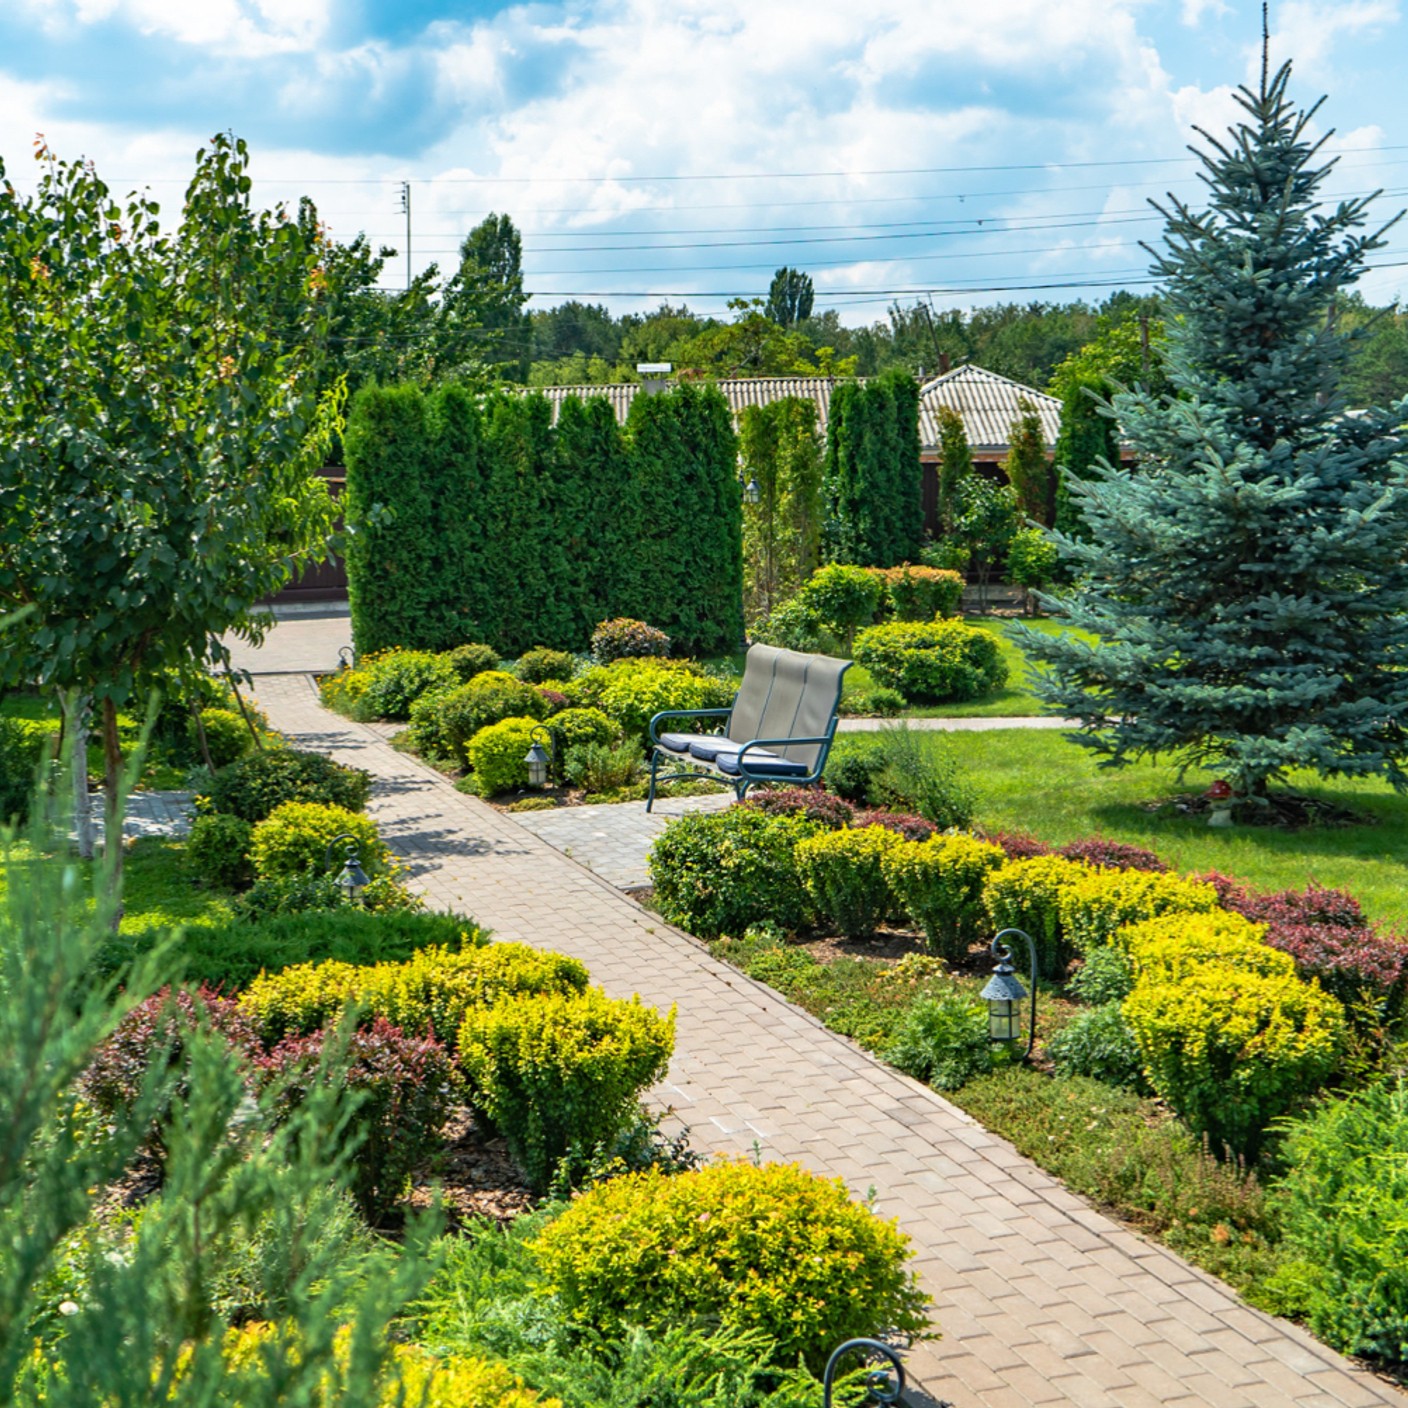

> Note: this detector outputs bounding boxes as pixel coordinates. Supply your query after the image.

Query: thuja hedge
[344,382,744,657]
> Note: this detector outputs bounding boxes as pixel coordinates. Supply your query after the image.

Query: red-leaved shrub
[591,618,671,663]
[258,1017,462,1222]
[537,688,569,715]
[741,789,854,829]
[983,829,1053,861]
[1057,838,1169,873]
[850,809,936,842]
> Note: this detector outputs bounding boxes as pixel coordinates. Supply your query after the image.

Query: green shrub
[796,564,883,647]
[852,619,1007,702]
[839,686,906,718]
[919,541,971,573]
[229,871,422,920]
[448,643,502,683]
[517,647,576,684]
[548,706,621,755]
[457,989,675,1190]
[465,716,543,796]
[241,941,589,1048]
[530,1159,930,1371]
[648,809,822,940]
[983,855,1091,978]
[249,802,390,881]
[874,564,965,620]
[1006,528,1059,592]
[410,672,549,768]
[794,825,898,940]
[883,991,994,1090]
[563,741,642,795]
[358,649,459,720]
[822,740,887,802]
[1058,869,1218,954]
[1274,1078,1408,1361]
[0,717,51,825]
[1122,963,1346,1155]
[591,618,671,663]
[595,665,735,745]
[186,813,254,889]
[881,834,1005,960]
[166,908,486,992]
[1048,1004,1146,1091]
[749,595,823,651]
[203,748,374,823]
[1068,945,1135,1005]
[866,726,977,829]
[191,708,255,768]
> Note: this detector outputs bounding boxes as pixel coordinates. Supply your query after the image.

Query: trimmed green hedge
[346,383,744,657]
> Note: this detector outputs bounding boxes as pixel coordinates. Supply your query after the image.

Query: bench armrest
[648,707,733,747]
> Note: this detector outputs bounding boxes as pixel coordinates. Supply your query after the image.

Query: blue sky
[3,0,1406,323]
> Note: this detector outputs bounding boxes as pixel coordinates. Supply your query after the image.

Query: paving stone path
[251,671,1398,1408]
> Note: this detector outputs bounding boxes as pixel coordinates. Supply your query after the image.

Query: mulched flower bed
[404,1104,535,1228]
[1142,790,1373,829]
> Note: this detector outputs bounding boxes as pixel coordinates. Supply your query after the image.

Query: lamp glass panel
[988,999,1020,1042]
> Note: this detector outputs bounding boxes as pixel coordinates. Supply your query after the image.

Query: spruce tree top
[1019,61,1408,798]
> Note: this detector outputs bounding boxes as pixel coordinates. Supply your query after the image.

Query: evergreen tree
[935,406,973,534]
[1020,62,1408,800]
[1002,399,1052,524]
[765,268,815,328]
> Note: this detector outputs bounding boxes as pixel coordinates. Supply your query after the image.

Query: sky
[2,0,1407,326]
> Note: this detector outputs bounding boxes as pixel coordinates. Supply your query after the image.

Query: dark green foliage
[204,748,374,823]
[852,620,1007,703]
[825,729,978,829]
[764,268,815,328]
[883,992,995,1090]
[1047,1003,1147,1091]
[185,814,254,889]
[1052,369,1120,537]
[346,383,740,657]
[447,642,502,682]
[824,370,924,568]
[1022,67,1408,798]
[409,671,548,768]
[1069,945,1135,1005]
[1002,399,1052,524]
[591,618,671,662]
[517,647,576,684]
[231,872,346,921]
[0,717,48,825]
[563,741,642,795]
[935,406,973,534]
[823,741,888,802]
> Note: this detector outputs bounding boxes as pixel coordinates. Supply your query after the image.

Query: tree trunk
[101,696,124,921]
[68,693,95,861]
[225,672,264,752]
[190,705,216,773]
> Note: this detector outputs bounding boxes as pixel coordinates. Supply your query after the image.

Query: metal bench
[645,644,851,811]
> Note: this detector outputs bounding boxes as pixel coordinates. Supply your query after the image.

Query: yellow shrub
[882,834,1006,961]
[1058,868,1217,955]
[1123,964,1346,1156]
[249,802,390,881]
[982,855,1091,977]
[1117,911,1292,982]
[240,942,590,1046]
[794,824,900,940]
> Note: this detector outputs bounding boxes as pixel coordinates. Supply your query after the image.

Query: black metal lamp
[980,927,1038,1061]
[324,833,370,907]
[523,725,555,788]
[743,473,761,505]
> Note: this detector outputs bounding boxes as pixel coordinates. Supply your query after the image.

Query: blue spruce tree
[1019,61,1408,803]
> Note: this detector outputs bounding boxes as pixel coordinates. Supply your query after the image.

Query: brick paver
[251,671,1400,1408]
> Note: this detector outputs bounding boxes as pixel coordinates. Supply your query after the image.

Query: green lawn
[939,727,1408,924]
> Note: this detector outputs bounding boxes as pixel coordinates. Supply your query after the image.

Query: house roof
[532,365,1061,455]
[917,364,1061,454]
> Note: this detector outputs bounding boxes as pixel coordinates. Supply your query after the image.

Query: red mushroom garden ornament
[1205,779,1235,828]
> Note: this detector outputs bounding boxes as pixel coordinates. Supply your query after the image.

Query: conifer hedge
[823,369,923,568]
[345,383,743,657]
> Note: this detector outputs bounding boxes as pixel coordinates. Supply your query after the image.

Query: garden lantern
[324,833,370,907]
[743,473,761,505]
[523,726,555,788]
[980,928,1037,1061]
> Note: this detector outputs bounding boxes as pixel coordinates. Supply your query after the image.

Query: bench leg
[646,750,661,813]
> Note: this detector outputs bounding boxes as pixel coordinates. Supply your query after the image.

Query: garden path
[251,670,1399,1408]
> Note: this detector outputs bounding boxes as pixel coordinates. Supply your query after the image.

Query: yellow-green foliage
[982,855,1090,977]
[882,834,1006,961]
[1059,868,1217,955]
[592,664,735,744]
[794,824,900,939]
[530,1160,932,1372]
[466,716,544,796]
[240,943,590,1046]
[1123,964,1346,1155]
[457,989,675,1190]
[249,802,390,881]
[1118,911,1292,982]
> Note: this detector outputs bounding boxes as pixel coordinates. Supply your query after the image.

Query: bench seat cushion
[686,738,741,763]
[658,732,724,754]
[715,750,811,779]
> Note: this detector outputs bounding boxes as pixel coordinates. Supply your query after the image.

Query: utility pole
[400,181,411,290]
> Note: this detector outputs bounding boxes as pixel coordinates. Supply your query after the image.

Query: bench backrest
[726,644,851,770]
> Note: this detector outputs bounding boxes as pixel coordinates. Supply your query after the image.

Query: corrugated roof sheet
[532,365,1060,453]
[918,364,1061,452]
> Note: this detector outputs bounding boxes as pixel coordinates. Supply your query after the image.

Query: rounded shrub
[548,706,621,757]
[883,991,994,1090]
[840,686,906,718]
[794,825,900,940]
[457,989,676,1190]
[1122,964,1346,1155]
[982,855,1091,978]
[530,1159,930,1371]
[648,809,823,940]
[411,672,549,768]
[1056,837,1168,873]
[465,716,543,796]
[591,618,671,663]
[191,708,254,768]
[882,834,1007,961]
[852,808,937,842]
[796,564,884,646]
[739,788,854,829]
[186,813,254,889]
[1058,869,1219,955]
[1068,945,1135,1005]
[596,665,735,745]
[358,650,459,720]
[447,642,502,683]
[516,647,576,684]
[1116,911,1289,983]
[562,741,642,795]
[204,748,374,823]
[822,742,888,803]
[852,619,1007,703]
[873,563,965,621]
[249,802,390,881]
[1047,1003,1146,1091]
